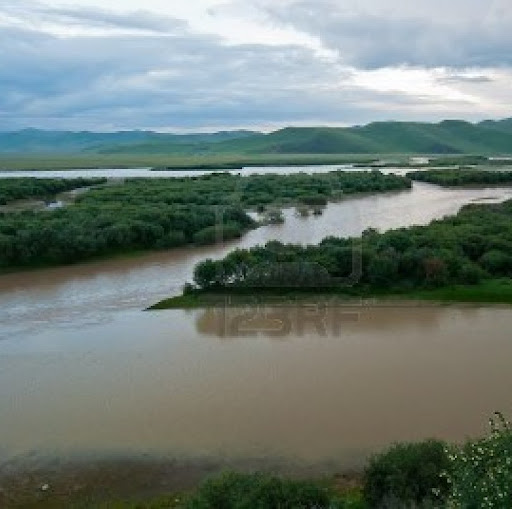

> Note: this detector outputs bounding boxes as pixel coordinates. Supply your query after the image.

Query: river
[1,174,512,473]
[0,164,356,179]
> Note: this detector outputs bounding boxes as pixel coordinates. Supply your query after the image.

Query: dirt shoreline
[0,455,362,508]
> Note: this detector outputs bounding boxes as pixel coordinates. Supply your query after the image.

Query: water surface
[0,164,355,179]
[1,305,511,469]
[1,177,512,470]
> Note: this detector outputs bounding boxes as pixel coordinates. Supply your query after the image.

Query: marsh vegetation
[0,171,410,269]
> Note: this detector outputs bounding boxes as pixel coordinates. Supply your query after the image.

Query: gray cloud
[0,13,360,130]
[38,6,186,33]
[0,0,185,33]
[0,1,510,131]
[260,0,512,69]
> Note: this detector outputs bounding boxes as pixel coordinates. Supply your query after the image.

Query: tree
[480,250,512,275]
[367,251,399,286]
[193,259,219,288]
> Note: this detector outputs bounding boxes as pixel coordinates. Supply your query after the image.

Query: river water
[1,171,512,471]
[0,164,356,179]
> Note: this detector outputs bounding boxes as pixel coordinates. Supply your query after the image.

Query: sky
[1,0,511,132]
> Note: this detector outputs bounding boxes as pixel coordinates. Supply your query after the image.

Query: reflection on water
[194,299,466,339]
[1,305,511,469]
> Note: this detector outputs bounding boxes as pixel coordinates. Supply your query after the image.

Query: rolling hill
[1,119,511,156]
[0,129,256,154]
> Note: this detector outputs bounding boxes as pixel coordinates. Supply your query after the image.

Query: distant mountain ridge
[0,129,257,154]
[1,119,512,155]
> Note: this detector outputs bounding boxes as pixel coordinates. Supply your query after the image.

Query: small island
[151,179,512,309]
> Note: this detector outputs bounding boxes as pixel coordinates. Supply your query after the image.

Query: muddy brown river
[1,177,512,472]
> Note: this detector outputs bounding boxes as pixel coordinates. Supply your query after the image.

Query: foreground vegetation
[408,169,512,187]
[0,171,410,269]
[12,414,512,508]
[0,178,106,205]
[161,198,512,304]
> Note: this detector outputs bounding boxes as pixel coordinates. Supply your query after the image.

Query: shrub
[301,195,328,206]
[182,282,195,295]
[182,471,333,509]
[363,439,451,507]
[266,209,285,224]
[458,262,487,285]
[480,250,512,275]
[155,230,186,248]
[295,205,310,217]
[193,223,242,245]
[446,412,512,508]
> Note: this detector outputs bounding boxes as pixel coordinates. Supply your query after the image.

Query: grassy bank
[148,278,512,309]
[0,153,381,171]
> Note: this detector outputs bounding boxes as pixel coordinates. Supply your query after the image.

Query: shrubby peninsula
[153,195,512,308]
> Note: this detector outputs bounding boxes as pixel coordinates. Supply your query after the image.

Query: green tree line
[0,177,106,205]
[407,169,512,186]
[192,198,512,291]
[0,171,410,268]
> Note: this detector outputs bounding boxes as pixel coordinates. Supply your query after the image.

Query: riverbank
[0,455,362,508]
[148,279,512,309]
[4,416,510,508]
[0,154,378,172]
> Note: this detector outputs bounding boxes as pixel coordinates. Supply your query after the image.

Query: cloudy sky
[1,0,511,131]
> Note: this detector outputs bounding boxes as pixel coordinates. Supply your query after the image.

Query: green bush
[0,172,410,268]
[193,223,243,245]
[266,210,285,224]
[0,177,106,205]
[407,169,512,187]
[182,471,333,509]
[363,440,451,507]
[457,262,487,285]
[447,413,512,508]
[301,194,328,206]
[188,199,512,294]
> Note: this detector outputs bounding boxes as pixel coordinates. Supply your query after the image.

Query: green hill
[1,119,511,156]
[0,129,256,154]
[210,120,512,155]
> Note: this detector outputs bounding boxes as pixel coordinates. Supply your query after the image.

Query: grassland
[2,118,512,171]
[0,153,381,171]
[148,279,512,310]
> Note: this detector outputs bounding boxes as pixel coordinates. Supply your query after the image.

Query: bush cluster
[0,171,410,268]
[446,413,512,508]
[363,440,450,507]
[407,169,512,187]
[0,177,106,205]
[182,471,333,509]
[192,199,512,291]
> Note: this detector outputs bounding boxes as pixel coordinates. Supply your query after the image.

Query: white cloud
[259,0,512,68]
[0,0,511,131]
